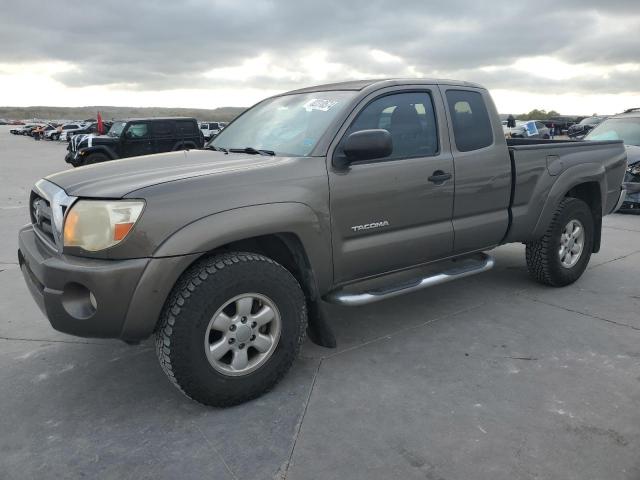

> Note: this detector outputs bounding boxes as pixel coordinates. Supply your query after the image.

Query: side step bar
[324,253,495,306]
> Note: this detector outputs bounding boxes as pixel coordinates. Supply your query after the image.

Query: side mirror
[337,129,393,167]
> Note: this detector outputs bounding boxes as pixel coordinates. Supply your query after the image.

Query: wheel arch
[82,145,118,160]
[172,140,198,151]
[531,164,606,252]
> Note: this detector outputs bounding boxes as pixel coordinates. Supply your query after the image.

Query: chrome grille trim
[32,179,77,252]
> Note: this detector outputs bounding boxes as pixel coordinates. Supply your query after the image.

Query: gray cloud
[1,0,639,94]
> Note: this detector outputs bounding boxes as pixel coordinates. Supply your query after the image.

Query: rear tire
[155,252,307,407]
[525,197,594,286]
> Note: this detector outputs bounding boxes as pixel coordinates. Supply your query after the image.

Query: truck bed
[504,139,627,243]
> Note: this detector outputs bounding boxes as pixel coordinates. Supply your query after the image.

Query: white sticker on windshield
[304,99,339,112]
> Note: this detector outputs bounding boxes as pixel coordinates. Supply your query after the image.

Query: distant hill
[0,105,247,122]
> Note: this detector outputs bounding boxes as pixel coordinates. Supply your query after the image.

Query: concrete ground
[1,125,639,480]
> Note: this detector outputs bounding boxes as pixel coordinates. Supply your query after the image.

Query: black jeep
[65,117,204,167]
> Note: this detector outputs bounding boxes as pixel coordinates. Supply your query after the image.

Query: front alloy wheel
[205,293,281,376]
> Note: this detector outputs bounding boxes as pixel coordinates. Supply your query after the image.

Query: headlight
[63,200,145,251]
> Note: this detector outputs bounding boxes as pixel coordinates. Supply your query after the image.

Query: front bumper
[18,225,199,341]
[18,225,149,338]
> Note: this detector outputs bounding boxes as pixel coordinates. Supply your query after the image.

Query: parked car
[19,124,43,136]
[53,123,89,141]
[66,121,114,139]
[31,124,58,140]
[200,121,224,140]
[10,124,35,135]
[543,116,580,134]
[508,120,551,139]
[567,116,607,139]
[65,117,204,167]
[18,78,626,406]
[585,108,640,212]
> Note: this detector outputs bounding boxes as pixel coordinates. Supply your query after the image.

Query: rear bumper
[18,225,199,341]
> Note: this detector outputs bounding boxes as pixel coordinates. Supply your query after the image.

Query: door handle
[428,170,452,184]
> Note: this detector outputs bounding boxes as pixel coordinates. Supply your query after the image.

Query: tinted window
[585,118,640,146]
[176,120,197,135]
[153,121,173,136]
[126,123,149,138]
[446,90,493,152]
[346,91,438,159]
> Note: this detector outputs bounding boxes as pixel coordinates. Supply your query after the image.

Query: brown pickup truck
[18,79,627,406]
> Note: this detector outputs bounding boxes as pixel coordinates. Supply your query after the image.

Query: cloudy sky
[1,0,639,114]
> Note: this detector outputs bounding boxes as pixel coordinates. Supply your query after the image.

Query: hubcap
[204,293,281,376]
[559,219,584,268]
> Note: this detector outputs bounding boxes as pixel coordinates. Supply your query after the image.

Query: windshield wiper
[206,145,228,154]
[228,147,275,156]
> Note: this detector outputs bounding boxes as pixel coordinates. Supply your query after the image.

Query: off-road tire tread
[525,197,592,287]
[155,251,307,407]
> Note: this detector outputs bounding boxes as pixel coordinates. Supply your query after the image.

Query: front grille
[30,191,56,246]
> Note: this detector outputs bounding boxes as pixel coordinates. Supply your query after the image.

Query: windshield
[211,90,357,156]
[580,117,602,125]
[585,118,640,146]
[108,121,126,137]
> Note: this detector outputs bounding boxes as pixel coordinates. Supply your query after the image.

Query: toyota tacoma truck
[18,79,627,407]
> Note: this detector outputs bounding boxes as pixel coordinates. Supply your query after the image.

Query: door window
[445,90,493,152]
[126,123,149,139]
[345,92,439,159]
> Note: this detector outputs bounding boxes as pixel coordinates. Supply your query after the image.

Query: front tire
[80,152,109,166]
[525,197,594,286]
[155,252,307,407]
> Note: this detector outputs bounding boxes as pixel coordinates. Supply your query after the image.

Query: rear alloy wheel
[526,197,594,286]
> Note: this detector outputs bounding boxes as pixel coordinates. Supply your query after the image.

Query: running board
[324,253,495,306]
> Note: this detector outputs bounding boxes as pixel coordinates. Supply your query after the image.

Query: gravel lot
[1,125,639,480]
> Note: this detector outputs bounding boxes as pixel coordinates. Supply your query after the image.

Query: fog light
[61,282,97,320]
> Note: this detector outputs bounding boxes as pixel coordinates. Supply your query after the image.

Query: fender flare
[171,140,198,151]
[531,162,606,239]
[81,145,119,160]
[153,202,333,293]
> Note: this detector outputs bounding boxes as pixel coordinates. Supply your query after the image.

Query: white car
[55,123,89,141]
[200,121,224,141]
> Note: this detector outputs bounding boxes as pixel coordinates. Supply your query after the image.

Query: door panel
[441,87,511,253]
[329,89,455,284]
[122,122,153,158]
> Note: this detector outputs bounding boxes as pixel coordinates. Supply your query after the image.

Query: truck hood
[46,149,292,198]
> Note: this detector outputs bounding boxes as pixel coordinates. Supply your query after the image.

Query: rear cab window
[445,90,493,152]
